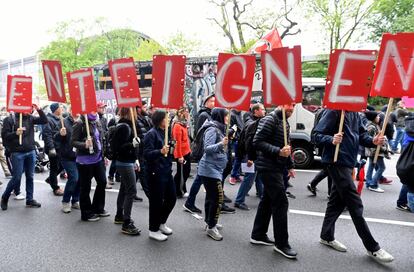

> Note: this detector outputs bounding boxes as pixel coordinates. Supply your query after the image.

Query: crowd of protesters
[3,95,413,264]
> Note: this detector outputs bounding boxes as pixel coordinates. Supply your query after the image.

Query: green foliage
[368,96,389,107]
[133,40,167,61]
[368,0,414,42]
[302,62,328,78]
[164,31,201,56]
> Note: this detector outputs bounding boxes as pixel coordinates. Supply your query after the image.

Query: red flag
[6,75,33,113]
[215,53,255,111]
[42,60,66,103]
[247,29,283,54]
[151,55,186,109]
[261,46,302,107]
[323,49,377,112]
[371,33,414,98]
[67,68,97,115]
[108,57,142,108]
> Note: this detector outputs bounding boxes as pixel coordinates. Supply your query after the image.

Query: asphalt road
[0,154,413,272]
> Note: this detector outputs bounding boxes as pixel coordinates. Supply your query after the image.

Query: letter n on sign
[42,60,66,103]
[323,49,377,112]
[151,55,186,109]
[7,75,33,113]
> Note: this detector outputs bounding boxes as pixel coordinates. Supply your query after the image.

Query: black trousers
[148,171,176,232]
[77,160,107,220]
[116,165,137,223]
[47,155,63,191]
[251,171,289,247]
[173,153,191,197]
[321,165,380,252]
[201,176,223,228]
[310,165,333,195]
[137,160,150,199]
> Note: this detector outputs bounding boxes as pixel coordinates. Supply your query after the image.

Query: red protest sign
[151,55,186,109]
[261,46,302,107]
[67,68,97,115]
[371,33,414,98]
[42,60,66,103]
[323,49,377,112]
[6,75,33,113]
[108,57,142,108]
[215,53,255,111]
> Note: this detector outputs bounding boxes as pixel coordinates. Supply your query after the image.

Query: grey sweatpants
[116,165,138,223]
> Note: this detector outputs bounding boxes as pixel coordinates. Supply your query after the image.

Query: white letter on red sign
[216,56,250,108]
[162,60,173,106]
[44,65,64,98]
[8,77,32,112]
[112,62,140,105]
[264,52,296,105]
[329,52,377,103]
[70,71,91,112]
[374,40,414,92]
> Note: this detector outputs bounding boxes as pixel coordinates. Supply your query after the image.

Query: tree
[164,31,201,56]
[367,0,414,42]
[305,0,374,52]
[207,0,301,53]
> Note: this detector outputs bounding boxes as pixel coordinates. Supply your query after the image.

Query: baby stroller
[35,141,49,173]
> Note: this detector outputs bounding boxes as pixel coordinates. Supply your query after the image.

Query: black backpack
[105,125,119,160]
[237,118,260,159]
[396,141,414,187]
[191,124,220,162]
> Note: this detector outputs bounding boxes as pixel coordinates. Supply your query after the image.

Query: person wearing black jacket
[71,113,109,222]
[113,108,141,235]
[229,109,244,185]
[234,103,265,210]
[250,105,297,259]
[43,103,64,196]
[54,107,80,213]
[1,104,48,210]
[313,109,394,263]
[144,110,176,242]
[136,101,152,199]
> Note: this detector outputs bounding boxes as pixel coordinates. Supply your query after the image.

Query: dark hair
[251,103,263,113]
[152,110,167,127]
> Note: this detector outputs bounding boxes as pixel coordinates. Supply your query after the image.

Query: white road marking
[294,169,399,179]
[32,180,414,227]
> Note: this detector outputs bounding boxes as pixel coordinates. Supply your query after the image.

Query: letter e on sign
[7,75,33,113]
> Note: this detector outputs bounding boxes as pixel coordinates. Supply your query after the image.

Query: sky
[0,0,370,61]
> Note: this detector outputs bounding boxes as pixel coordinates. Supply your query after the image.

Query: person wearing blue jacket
[198,108,229,241]
[313,109,394,263]
[144,110,176,242]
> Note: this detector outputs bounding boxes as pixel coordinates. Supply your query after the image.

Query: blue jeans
[365,157,385,188]
[235,171,263,204]
[391,127,405,151]
[185,173,202,207]
[397,184,408,206]
[2,150,36,201]
[407,192,414,212]
[231,141,242,178]
[61,160,80,204]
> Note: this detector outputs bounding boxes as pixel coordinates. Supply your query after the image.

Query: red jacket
[173,122,191,159]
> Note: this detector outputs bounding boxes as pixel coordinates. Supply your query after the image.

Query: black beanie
[365,111,379,122]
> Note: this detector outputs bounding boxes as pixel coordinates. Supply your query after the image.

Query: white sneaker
[159,224,173,235]
[204,223,223,231]
[206,226,223,241]
[149,231,168,241]
[183,192,189,198]
[368,187,385,193]
[71,202,80,210]
[367,248,394,263]
[62,202,71,213]
[320,239,347,252]
[14,193,25,200]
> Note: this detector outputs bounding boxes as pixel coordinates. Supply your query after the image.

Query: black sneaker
[273,245,297,259]
[97,210,110,217]
[307,184,317,196]
[1,197,8,211]
[396,204,411,212]
[84,214,100,222]
[250,236,274,246]
[114,215,124,224]
[234,203,250,210]
[286,192,296,199]
[220,204,236,214]
[133,195,143,202]
[223,194,232,203]
[183,203,202,214]
[26,199,41,208]
[122,221,141,235]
